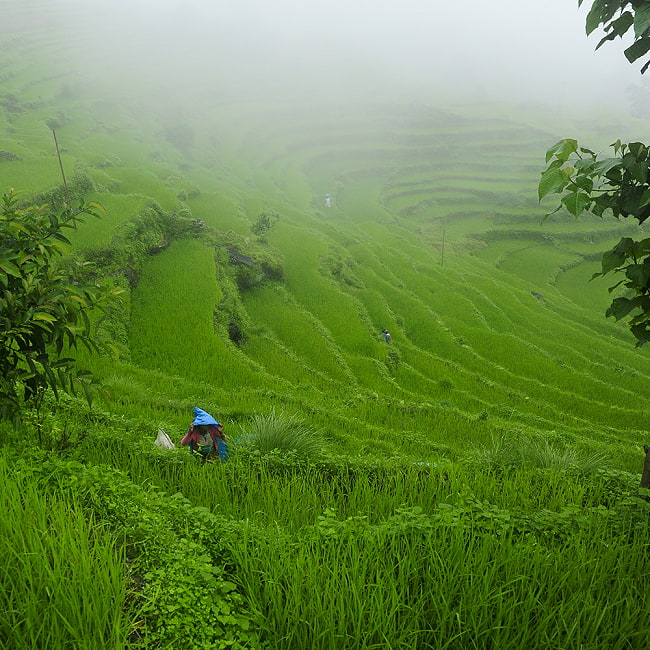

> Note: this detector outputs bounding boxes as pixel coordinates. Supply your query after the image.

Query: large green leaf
[632,162,648,183]
[601,238,636,273]
[624,37,650,63]
[592,157,621,175]
[585,0,608,35]
[610,11,634,37]
[544,139,578,163]
[634,3,650,37]
[601,250,625,275]
[596,30,619,50]
[606,296,642,320]
[631,321,650,346]
[32,312,56,323]
[0,260,21,278]
[620,185,647,216]
[625,262,650,287]
[561,191,591,216]
[574,175,594,193]
[601,249,625,274]
[538,166,568,200]
[628,142,648,159]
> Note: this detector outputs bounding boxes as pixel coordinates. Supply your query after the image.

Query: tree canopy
[538,2,650,345]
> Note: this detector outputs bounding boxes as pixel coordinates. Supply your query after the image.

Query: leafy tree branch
[541,138,650,344]
[0,189,123,421]
[538,2,650,346]
[581,0,650,73]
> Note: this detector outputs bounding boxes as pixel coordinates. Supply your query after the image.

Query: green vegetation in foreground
[2,3,650,647]
[2,421,648,649]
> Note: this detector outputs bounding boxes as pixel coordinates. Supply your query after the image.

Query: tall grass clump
[237,409,325,458]
[470,433,610,474]
[0,459,135,649]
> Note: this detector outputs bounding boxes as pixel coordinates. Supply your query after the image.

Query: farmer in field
[382,327,392,343]
[181,406,228,462]
[325,193,332,208]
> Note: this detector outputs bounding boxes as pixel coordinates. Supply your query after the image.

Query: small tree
[539,1,650,345]
[0,189,122,421]
[250,210,279,242]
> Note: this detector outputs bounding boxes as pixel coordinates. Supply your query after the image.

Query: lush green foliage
[538,2,650,344]
[580,0,650,73]
[6,426,649,650]
[11,451,260,649]
[540,138,650,343]
[0,455,135,649]
[0,189,121,420]
[2,4,650,646]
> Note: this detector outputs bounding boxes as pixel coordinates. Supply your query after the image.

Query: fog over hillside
[5,0,646,114]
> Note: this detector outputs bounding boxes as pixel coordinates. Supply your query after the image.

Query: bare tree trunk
[640,445,650,500]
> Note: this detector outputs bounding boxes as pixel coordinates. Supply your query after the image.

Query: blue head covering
[192,407,219,426]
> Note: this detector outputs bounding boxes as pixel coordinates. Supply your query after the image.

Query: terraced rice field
[2,1,650,469]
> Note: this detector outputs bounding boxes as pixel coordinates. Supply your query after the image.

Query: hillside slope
[2,0,650,470]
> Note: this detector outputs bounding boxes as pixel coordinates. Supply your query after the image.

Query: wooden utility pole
[51,129,70,209]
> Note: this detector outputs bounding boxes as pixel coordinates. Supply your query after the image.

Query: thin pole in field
[51,129,70,209]
[441,228,446,267]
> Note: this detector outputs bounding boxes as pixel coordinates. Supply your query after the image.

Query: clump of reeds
[236,409,325,458]
[470,432,609,474]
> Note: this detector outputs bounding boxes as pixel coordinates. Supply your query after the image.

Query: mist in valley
[7,0,648,136]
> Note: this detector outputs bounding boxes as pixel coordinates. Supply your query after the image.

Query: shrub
[236,410,325,458]
[250,211,279,242]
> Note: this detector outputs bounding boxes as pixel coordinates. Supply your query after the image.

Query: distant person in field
[181,406,228,462]
[382,327,392,343]
[325,193,332,208]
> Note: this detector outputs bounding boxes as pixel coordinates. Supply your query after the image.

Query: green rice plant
[129,238,264,388]
[0,458,135,649]
[271,223,380,354]
[241,283,353,384]
[66,193,148,249]
[228,502,650,650]
[97,166,177,209]
[2,158,63,195]
[187,191,244,231]
[242,335,338,391]
[236,409,325,458]
[496,243,581,284]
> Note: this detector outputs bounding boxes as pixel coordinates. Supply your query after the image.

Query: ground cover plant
[2,2,650,647]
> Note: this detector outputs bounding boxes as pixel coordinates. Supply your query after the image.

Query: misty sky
[65,0,641,108]
[9,0,646,112]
